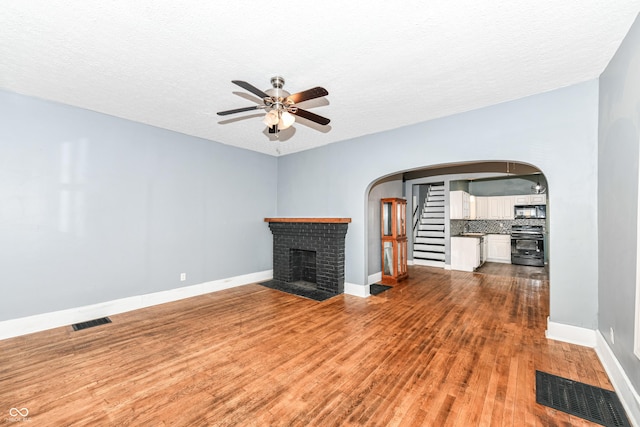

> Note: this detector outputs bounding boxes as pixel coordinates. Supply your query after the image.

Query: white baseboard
[0,270,273,341]
[345,282,370,298]
[545,318,597,347]
[368,272,382,285]
[595,331,640,427]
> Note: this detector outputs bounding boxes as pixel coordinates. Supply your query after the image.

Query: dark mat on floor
[535,370,630,427]
[259,280,337,302]
[370,284,392,295]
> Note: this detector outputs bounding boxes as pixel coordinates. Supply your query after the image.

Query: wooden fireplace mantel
[264,217,352,224]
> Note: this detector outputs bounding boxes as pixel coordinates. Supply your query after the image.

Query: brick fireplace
[263,218,350,300]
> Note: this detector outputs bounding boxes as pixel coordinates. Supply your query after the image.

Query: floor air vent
[536,370,630,427]
[72,317,112,331]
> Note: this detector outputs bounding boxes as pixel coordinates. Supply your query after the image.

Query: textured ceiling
[1,1,639,156]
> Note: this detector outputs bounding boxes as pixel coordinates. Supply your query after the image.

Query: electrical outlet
[610,327,615,344]
[180,273,186,282]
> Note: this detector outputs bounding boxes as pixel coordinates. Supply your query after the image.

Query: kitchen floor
[476,261,549,280]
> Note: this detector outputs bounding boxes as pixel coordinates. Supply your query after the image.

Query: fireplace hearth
[262,218,350,301]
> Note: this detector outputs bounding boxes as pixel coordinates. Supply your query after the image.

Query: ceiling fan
[217,76,330,134]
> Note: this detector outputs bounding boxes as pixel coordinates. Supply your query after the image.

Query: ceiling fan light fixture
[262,110,279,126]
[279,110,295,129]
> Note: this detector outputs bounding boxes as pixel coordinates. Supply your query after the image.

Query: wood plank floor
[0,265,611,426]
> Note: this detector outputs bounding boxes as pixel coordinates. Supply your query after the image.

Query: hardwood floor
[0,265,611,426]
[475,262,549,281]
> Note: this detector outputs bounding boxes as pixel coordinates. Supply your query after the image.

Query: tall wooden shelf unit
[380,198,408,285]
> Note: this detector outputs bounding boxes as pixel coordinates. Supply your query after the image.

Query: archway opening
[365,160,548,286]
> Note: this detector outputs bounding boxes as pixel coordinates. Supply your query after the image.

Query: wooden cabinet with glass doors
[380,198,408,285]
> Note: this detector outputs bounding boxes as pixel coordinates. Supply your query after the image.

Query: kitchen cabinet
[514,194,547,205]
[487,234,511,263]
[450,191,470,219]
[451,236,480,272]
[488,196,514,220]
[470,196,489,220]
[530,194,547,205]
[513,194,529,205]
[459,193,545,221]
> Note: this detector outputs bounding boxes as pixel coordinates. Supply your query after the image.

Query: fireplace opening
[290,249,317,284]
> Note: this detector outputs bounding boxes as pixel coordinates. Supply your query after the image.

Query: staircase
[413,183,446,268]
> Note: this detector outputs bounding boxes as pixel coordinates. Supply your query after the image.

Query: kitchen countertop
[454,232,511,238]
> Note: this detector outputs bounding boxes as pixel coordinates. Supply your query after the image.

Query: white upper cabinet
[450,191,470,219]
[454,191,545,221]
[529,194,547,205]
[487,196,514,220]
[513,194,547,205]
[513,194,530,205]
[470,196,489,220]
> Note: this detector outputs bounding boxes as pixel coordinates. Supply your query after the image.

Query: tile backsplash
[450,219,546,235]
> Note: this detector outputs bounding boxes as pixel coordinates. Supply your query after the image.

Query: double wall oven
[511,225,545,267]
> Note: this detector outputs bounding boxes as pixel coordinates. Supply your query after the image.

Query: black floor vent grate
[536,370,630,427]
[72,317,112,331]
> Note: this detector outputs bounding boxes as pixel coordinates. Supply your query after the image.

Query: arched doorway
[365,160,548,285]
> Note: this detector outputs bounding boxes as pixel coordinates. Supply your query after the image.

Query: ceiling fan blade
[217,105,263,116]
[232,80,269,98]
[286,87,329,104]
[291,108,330,126]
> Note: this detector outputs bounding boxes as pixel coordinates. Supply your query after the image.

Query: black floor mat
[370,284,392,295]
[535,370,630,426]
[259,280,337,302]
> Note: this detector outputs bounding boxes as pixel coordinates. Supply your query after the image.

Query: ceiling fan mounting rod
[271,76,285,89]
[262,76,293,112]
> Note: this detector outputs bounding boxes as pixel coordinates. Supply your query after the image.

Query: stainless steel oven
[511,225,544,267]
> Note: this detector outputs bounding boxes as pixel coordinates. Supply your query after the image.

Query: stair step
[417,230,445,237]
[420,217,444,224]
[413,251,446,261]
[415,237,445,244]
[422,213,444,219]
[419,224,444,231]
[413,259,446,268]
[423,207,444,213]
[414,243,445,252]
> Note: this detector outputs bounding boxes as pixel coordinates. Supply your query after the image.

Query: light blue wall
[278,80,599,329]
[598,13,640,400]
[0,91,277,321]
[0,77,603,332]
